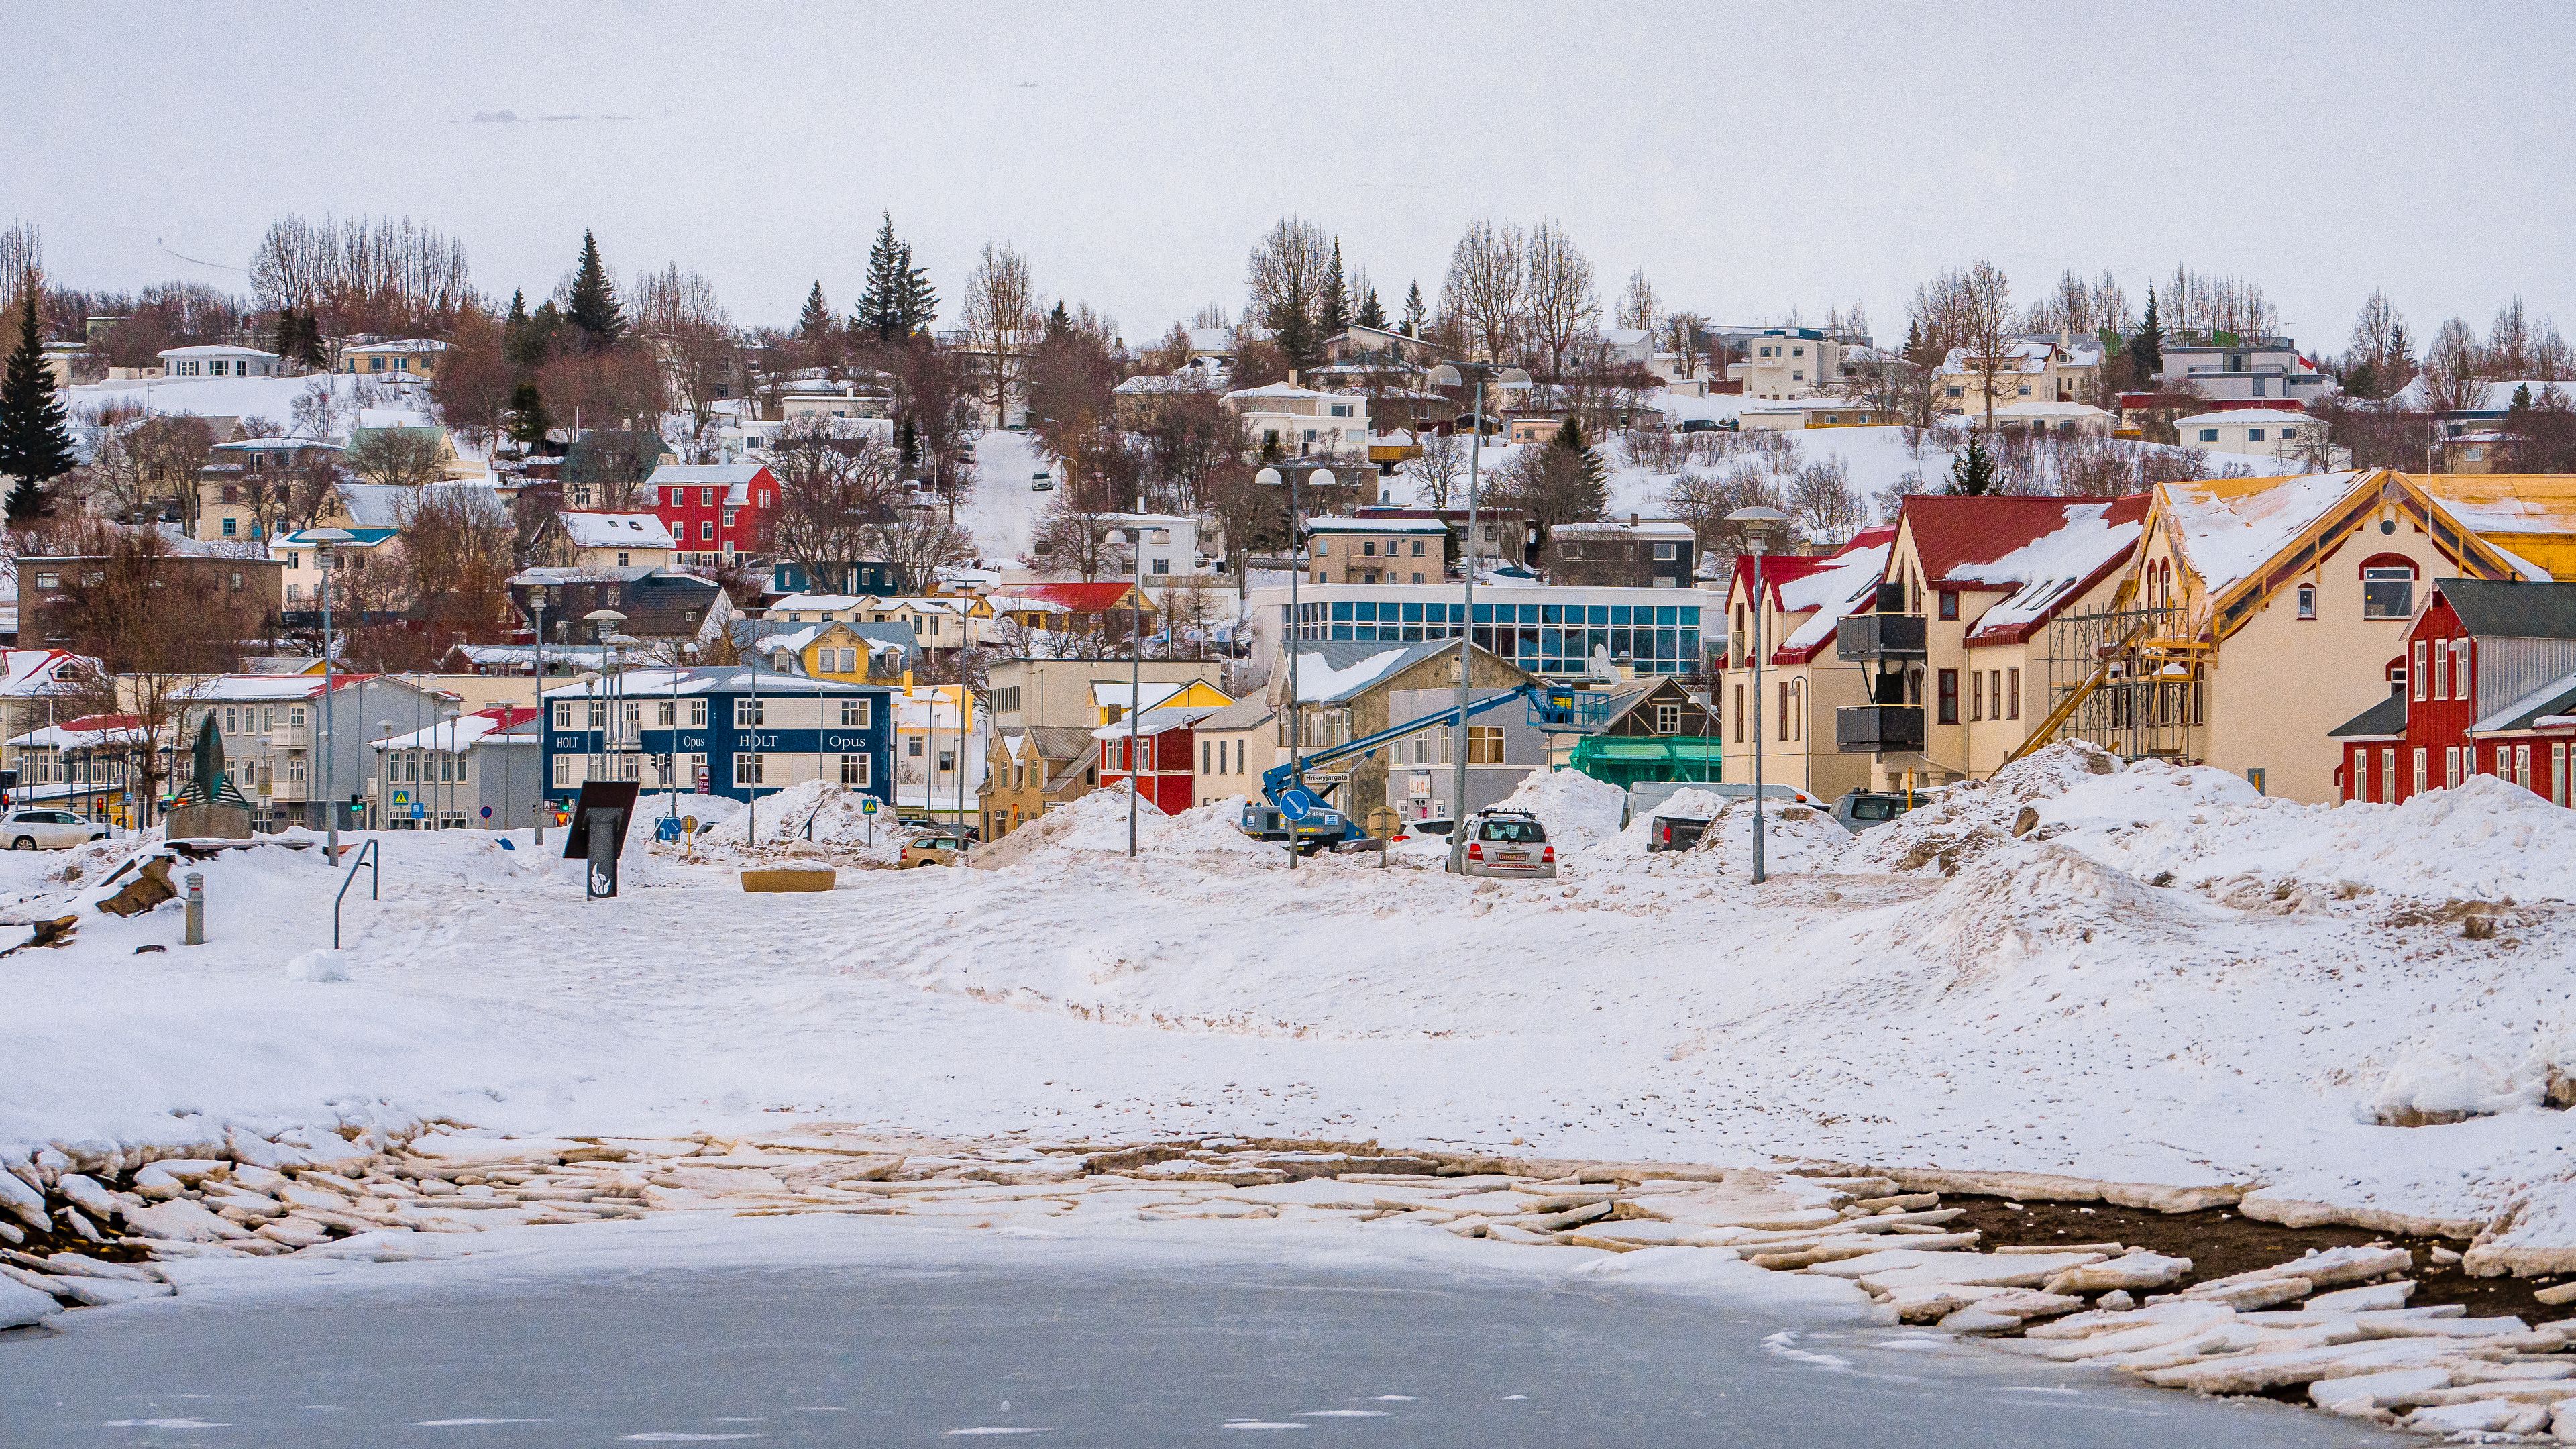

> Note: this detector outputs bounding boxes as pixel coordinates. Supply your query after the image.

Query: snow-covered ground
[8,747,2576,1254]
[958,427,1052,566]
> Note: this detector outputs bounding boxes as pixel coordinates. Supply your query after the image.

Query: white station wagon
[0,809,109,850]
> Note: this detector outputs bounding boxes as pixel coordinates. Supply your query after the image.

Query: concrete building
[1302,516,1448,585]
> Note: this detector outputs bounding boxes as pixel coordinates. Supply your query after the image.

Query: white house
[157,345,287,380]
[1222,381,1368,457]
[556,511,676,571]
[341,339,447,377]
[2155,335,2337,405]
[2177,407,2341,467]
[1103,512,1204,579]
[1726,329,1849,400]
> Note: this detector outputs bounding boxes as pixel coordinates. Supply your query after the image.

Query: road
[0,1257,2390,1448]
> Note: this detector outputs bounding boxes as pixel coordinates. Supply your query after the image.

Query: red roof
[1723,527,1896,607]
[1895,494,2137,587]
[996,583,1134,613]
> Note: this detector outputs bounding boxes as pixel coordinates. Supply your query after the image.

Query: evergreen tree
[565,230,623,347]
[0,291,76,521]
[508,299,564,370]
[798,282,835,341]
[1400,281,1427,338]
[505,382,552,450]
[1046,299,1073,339]
[1319,239,1351,335]
[272,307,301,362]
[2129,284,2163,382]
[506,288,529,329]
[1356,284,1385,331]
[1555,417,1607,494]
[897,418,920,476]
[2384,318,2414,379]
[1271,301,1318,373]
[855,213,938,344]
[1949,433,1998,496]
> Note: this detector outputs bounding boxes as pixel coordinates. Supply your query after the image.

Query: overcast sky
[10,3,2572,353]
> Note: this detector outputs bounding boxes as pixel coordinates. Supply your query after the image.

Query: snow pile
[1845,742,2121,875]
[284,948,351,983]
[976,789,1277,871]
[1890,839,2218,975]
[2047,771,2576,908]
[2365,1049,2538,1127]
[1494,768,1628,857]
[682,782,904,866]
[1588,792,1850,877]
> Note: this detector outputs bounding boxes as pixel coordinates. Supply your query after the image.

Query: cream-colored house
[1711,528,1894,803]
[1738,398,1897,432]
[1303,516,1448,585]
[2033,470,2538,803]
[555,511,676,572]
[1223,380,1368,457]
[342,339,447,380]
[1937,337,2104,416]
[1726,329,1849,400]
[2176,409,2338,468]
[764,593,994,653]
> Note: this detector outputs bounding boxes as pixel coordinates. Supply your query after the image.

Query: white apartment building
[1223,381,1368,456]
[1726,329,1848,400]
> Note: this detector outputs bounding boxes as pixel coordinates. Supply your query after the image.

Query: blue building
[1259,582,1714,680]
[541,667,894,809]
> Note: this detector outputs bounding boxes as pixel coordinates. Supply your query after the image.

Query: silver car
[1455,809,1556,879]
[1,808,107,850]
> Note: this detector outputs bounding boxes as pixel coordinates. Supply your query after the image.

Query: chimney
[1287,369,1299,386]
[1629,513,1640,527]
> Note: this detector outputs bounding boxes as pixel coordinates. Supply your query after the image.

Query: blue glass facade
[541,674,894,807]
[1287,599,1706,676]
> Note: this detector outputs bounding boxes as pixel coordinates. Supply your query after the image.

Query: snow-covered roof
[1777,543,1896,657]
[1225,382,1356,403]
[1304,515,1447,535]
[1957,497,2151,644]
[647,462,769,486]
[1283,641,1455,703]
[1553,518,1697,539]
[1984,400,2112,422]
[177,673,432,704]
[370,706,540,753]
[2158,471,2368,597]
[2176,408,2314,429]
[337,481,504,529]
[157,344,280,361]
[5,713,146,750]
[1112,373,1218,396]
[1093,702,1232,741]
[769,593,975,614]
[558,512,676,551]
[342,338,449,355]
[0,649,89,698]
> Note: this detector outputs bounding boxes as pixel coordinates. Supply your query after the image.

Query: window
[2200,429,2220,443]
[1970,671,1984,721]
[837,698,870,727]
[223,706,239,734]
[2453,640,2471,701]
[1653,702,1680,735]
[2518,744,2532,790]
[552,700,573,729]
[839,754,870,787]
[2361,563,2415,620]
[1411,541,1425,557]
[735,698,764,727]
[907,735,924,757]
[221,517,236,537]
[1937,592,1959,621]
[2247,429,2265,443]
[2412,640,2430,700]
[2006,667,2021,720]
[2296,584,2315,619]
[2445,747,2462,789]
[1467,725,1504,765]
[1151,557,1169,575]
[2382,747,2397,803]
[1732,684,1746,742]
[1654,543,1678,561]
[1937,669,1959,724]
[2414,747,2429,796]
[2557,743,2571,808]
[734,753,763,786]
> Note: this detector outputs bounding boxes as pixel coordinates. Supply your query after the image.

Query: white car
[1,808,108,850]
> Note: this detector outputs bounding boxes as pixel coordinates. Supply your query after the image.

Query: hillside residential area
[7,9,2576,1445]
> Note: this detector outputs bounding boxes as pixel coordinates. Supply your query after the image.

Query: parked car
[1677,417,1738,434]
[1640,782,1834,853]
[1831,789,1923,833]
[898,831,973,868]
[1395,817,1453,841]
[1,809,107,850]
[1627,780,1822,828]
[1454,808,1556,879]
[1030,470,1057,492]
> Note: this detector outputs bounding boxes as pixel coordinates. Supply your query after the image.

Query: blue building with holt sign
[541,666,894,810]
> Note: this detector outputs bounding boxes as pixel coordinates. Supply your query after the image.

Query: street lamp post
[669,642,696,824]
[1725,506,1791,884]
[1426,363,1528,870]
[1111,499,1167,859]
[586,609,628,796]
[529,585,548,845]
[1255,464,1333,870]
[307,526,354,856]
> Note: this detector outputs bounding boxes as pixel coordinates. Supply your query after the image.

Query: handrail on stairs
[333,837,380,950]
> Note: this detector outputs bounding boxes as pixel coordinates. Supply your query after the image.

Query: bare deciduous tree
[1243,217,1333,335]
[248,213,475,344]
[629,263,741,439]
[1,217,40,312]
[1032,498,1131,582]
[1400,429,1469,509]
[1659,311,1706,378]
[1786,457,1863,543]
[394,484,515,631]
[431,305,515,450]
[960,240,1040,425]
[1522,219,1599,377]
[1614,269,1660,333]
[767,421,906,586]
[345,427,448,487]
[1942,260,2017,431]
[1440,217,1526,364]
[1834,351,1949,431]
[2163,266,2279,337]
[2422,317,2489,411]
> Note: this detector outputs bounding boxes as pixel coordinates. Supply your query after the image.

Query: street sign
[654,817,683,843]
[480,806,492,820]
[694,766,710,792]
[411,802,425,820]
[1278,786,1318,822]
[682,816,699,834]
[390,790,410,811]
[861,798,878,816]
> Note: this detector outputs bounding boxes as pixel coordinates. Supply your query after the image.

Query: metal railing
[333,837,380,950]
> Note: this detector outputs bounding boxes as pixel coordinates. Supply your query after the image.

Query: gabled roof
[372,706,540,752]
[2157,472,2373,596]
[2327,690,2408,739]
[559,511,676,550]
[1283,639,1458,704]
[1002,725,1099,765]
[1776,539,1898,662]
[2433,578,2576,640]
[2477,667,2576,735]
[1960,495,2151,645]
[1898,494,2133,589]
[994,582,1140,614]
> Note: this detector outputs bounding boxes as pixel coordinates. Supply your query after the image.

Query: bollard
[182,871,205,946]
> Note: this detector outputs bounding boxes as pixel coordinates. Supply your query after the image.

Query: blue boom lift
[1240,682,1612,847]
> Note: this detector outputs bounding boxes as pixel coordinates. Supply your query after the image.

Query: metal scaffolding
[2035,604,2204,763]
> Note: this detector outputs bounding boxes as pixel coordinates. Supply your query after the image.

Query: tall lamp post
[1725,506,1790,884]
[1110,501,1169,858]
[1254,464,1333,870]
[669,641,696,824]
[1425,362,1527,871]
[586,609,628,798]
[529,585,549,845]
[307,526,354,856]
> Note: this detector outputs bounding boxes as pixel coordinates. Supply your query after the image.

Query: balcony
[1836,705,1925,753]
[1836,614,1926,661]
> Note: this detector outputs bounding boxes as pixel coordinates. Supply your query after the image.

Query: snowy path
[957,427,1051,566]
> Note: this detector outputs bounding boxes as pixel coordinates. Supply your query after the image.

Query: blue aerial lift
[1240,683,1613,848]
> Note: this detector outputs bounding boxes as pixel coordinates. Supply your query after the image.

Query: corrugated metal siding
[2478,637,2576,718]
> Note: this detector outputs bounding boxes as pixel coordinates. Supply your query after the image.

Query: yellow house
[2022,469,2538,803]
[743,620,897,682]
[555,511,676,572]
[342,339,447,380]
[1092,677,1232,726]
[1713,529,1895,803]
[2414,474,2576,582]
[765,593,994,652]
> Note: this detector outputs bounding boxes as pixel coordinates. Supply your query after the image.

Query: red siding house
[642,463,778,566]
[2330,578,2576,806]
[1093,701,1226,816]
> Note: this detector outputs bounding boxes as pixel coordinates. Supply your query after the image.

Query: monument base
[166,801,254,841]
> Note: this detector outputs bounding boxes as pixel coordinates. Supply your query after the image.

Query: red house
[1094,700,1230,816]
[641,463,777,567]
[2330,578,2576,806]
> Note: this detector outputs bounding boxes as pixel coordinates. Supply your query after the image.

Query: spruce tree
[1356,284,1385,331]
[854,213,906,343]
[506,382,552,450]
[896,239,938,337]
[1046,299,1073,339]
[798,282,835,340]
[565,230,623,347]
[1400,281,1426,339]
[506,288,529,329]
[1949,433,1998,496]
[0,291,75,521]
[2129,284,2163,382]
[1319,240,1351,335]
[272,307,301,362]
